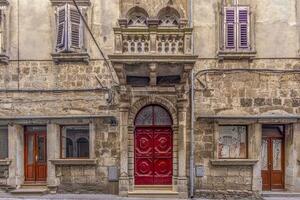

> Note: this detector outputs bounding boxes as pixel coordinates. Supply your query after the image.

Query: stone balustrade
[113,27,193,55]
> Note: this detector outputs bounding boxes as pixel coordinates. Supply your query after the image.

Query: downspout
[189,0,195,198]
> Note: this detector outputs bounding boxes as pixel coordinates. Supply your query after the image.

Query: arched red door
[134,105,173,185]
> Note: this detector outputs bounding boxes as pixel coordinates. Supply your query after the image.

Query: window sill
[218,50,256,60]
[50,159,97,166]
[51,52,90,64]
[50,0,91,6]
[0,159,11,166]
[210,159,258,166]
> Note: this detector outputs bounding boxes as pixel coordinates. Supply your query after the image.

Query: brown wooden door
[261,126,285,190]
[25,130,47,182]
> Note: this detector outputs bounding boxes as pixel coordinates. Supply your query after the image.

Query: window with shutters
[51,2,90,64]
[0,1,10,64]
[55,4,84,53]
[218,3,256,59]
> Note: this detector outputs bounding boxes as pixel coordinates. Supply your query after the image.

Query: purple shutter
[224,7,236,49]
[238,7,249,49]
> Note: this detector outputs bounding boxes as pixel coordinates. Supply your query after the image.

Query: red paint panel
[135,127,172,185]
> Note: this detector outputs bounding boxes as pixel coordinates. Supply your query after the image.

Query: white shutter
[56,4,68,52]
[67,5,83,51]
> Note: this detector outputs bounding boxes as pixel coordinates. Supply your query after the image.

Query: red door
[261,126,285,190]
[24,127,47,182]
[135,127,172,185]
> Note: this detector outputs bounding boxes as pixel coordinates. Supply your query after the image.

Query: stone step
[134,185,173,191]
[128,190,179,198]
[262,191,300,197]
[20,183,47,189]
[10,188,49,196]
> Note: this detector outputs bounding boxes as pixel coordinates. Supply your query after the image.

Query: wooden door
[261,126,284,190]
[134,127,172,185]
[25,130,47,182]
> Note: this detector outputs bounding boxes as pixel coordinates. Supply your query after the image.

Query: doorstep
[262,191,300,197]
[128,185,179,198]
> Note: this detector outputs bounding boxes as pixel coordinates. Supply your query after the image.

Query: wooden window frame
[217,125,249,159]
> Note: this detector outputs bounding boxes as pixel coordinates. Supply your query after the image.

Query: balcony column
[176,84,189,199]
[148,18,159,54]
[149,63,157,86]
[119,86,130,196]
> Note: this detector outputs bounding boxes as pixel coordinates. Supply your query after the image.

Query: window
[223,5,250,51]
[128,12,147,27]
[55,4,85,53]
[61,125,89,158]
[218,125,247,159]
[0,127,8,159]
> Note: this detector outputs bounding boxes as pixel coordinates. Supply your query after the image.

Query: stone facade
[0,0,298,199]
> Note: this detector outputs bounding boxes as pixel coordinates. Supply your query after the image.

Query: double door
[261,126,284,190]
[134,127,173,185]
[24,129,47,182]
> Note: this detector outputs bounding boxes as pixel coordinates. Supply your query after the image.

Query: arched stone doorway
[134,105,173,185]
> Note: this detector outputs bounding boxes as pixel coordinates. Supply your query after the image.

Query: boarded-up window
[0,127,8,159]
[218,125,247,159]
[61,125,89,158]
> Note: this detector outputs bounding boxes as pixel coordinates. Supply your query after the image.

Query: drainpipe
[189,0,195,198]
[190,69,195,198]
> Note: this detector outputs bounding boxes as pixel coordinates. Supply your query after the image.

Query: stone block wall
[194,60,300,116]
[194,122,252,190]
[55,119,119,194]
[0,166,8,185]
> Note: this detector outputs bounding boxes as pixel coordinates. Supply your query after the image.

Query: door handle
[35,155,38,162]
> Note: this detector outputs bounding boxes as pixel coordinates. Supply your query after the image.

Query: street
[0,194,299,200]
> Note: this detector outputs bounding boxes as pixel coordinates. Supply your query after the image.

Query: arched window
[66,138,73,158]
[77,137,89,157]
[135,105,172,126]
[127,7,148,27]
[157,7,180,26]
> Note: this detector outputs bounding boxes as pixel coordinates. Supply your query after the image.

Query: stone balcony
[109,20,197,86]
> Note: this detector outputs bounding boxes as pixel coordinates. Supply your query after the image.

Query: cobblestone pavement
[0,194,299,200]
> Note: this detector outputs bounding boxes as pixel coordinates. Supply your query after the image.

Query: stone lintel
[50,159,97,165]
[210,159,259,166]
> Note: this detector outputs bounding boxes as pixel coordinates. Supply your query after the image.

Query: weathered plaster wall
[193,0,298,58]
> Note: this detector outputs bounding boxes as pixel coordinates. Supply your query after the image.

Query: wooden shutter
[224,7,236,50]
[238,7,250,49]
[56,5,68,52]
[67,5,83,51]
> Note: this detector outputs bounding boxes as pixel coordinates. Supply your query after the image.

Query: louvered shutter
[68,5,83,51]
[56,5,68,52]
[224,7,236,50]
[238,7,250,49]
